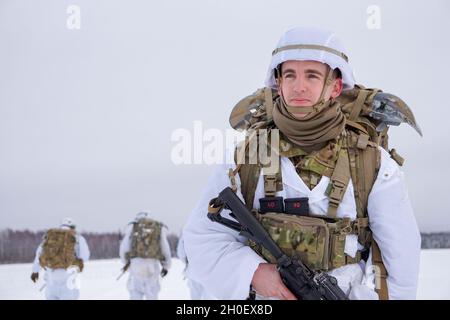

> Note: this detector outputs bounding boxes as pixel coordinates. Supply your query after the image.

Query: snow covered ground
[416,249,450,299]
[0,250,449,300]
[0,258,190,300]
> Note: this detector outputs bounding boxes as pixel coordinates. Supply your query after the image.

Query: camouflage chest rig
[228,85,422,299]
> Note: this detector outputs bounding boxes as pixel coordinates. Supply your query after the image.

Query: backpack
[39,228,81,270]
[128,218,165,261]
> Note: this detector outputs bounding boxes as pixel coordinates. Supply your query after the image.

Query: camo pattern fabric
[39,229,78,269]
[129,218,164,261]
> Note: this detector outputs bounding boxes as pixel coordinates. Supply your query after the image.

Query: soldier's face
[278,60,342,118]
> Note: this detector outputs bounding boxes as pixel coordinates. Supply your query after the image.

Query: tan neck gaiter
[272,96,346,153]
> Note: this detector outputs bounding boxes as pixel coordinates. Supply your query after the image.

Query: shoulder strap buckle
[264,175,278,197]
[327,179,347,204]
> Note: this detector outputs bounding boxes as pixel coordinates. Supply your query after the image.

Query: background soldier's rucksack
[128,218,165,261]
[39,228,80,270]
[228,85,421,299]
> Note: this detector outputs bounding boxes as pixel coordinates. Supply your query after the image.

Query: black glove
[160,268,168,277]
[31,272,39,283]
[76,259,84,272]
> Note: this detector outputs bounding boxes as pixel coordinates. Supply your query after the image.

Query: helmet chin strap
[277,67,335,117]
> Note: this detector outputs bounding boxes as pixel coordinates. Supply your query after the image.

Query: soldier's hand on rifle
[122,260,130,272]
[251,263,297,300]
[115,260,131,281]
[31,272,39,283]
[160,268,168,277]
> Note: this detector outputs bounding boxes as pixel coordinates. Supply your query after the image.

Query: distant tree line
[0,229,180,264]
[0,229,45,264]
[421,232,450,249]
[1,229,448,264]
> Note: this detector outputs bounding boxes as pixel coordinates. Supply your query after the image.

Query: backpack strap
[233,128,283,209]
[234,155,283,210]
[346,131,380,219]
[347,129,389,300]
[239,163,261,210]
[325,128,388,299]
[263,174,277,197]
[325,147,351,219]
[349,89,371,121]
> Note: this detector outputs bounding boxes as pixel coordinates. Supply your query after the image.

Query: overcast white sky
[1,0,449,234]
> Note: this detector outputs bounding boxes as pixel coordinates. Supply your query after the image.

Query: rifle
[116,260,130,281]
[207,187,348,300]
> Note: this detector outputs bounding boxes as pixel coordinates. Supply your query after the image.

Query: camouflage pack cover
[39,228,81,270]
[128,218,164,261]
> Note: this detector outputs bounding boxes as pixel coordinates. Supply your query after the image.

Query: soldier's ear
[330,78,343,99]
[277,81,282,96]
